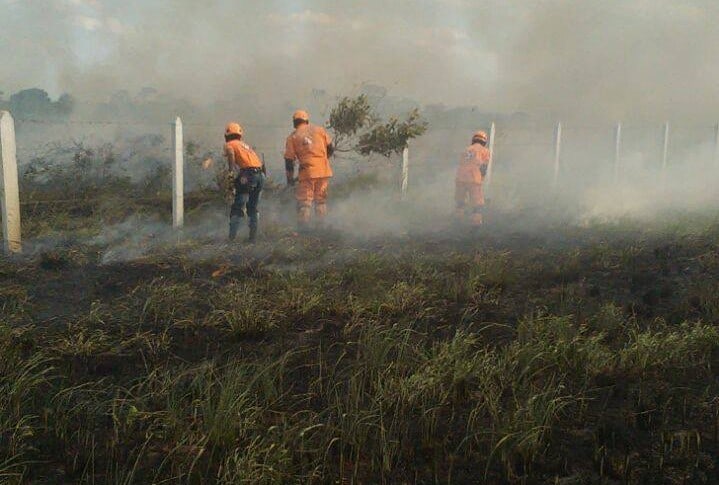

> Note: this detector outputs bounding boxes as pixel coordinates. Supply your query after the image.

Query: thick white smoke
[4,0,719,260]
[3,1,717,121]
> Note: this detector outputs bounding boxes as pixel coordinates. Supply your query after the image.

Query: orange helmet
[225,122,243,136]
[472,130,488,143]
[292,110,309,122]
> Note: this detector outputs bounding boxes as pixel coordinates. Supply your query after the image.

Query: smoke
[491,1,719,122]
[2,0,716,121]
[5,0,719,262]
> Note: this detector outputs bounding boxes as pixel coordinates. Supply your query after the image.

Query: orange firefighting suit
[225,139,263,171]
[455,143,490,225]
[225,139,265,240]
[284,124,333,224]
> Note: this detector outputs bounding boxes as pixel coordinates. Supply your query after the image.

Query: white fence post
[661,121,669,189]
[0,111,21,254]
[553,122,562,189]
[485,122,496,191]
[172,117,184,228]
[400,144,409,200]
[613,122,622,184]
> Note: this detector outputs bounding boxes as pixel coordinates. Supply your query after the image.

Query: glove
[480,165,488,177]
[285,159,295,186]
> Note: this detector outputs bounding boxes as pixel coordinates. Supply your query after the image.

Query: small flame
[212,264,229,278]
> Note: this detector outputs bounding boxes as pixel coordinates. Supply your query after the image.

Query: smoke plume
[3,0,718,121]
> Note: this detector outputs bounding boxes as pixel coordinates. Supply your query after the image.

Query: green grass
[3,197,719,483]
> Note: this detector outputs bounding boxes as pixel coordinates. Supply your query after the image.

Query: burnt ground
[2,206,719,483]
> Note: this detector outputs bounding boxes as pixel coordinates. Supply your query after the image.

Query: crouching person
[224,122,265,242]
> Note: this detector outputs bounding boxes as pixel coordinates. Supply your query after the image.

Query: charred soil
[2,203,719,484]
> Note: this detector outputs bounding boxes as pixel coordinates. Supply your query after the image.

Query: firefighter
[224,122,265,242]
[455,130,491,226]
[284,110,334,231]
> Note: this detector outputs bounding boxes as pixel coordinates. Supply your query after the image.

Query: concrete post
[613,122,622,184]
[0,111,21,253]
[400,145,409,200]
[172,117,184,228]
[713,123,719,168]
[661,122,669,189]
[553,122,562,189]
[485,122,496,190]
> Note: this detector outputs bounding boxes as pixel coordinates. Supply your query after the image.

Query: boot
[470,211,483,226]
[247,225,257,243]
[297,207,312,235]
[229,216,242,241]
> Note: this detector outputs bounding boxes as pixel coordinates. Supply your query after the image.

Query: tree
[357,109,427,158]
[327,94,374,153]
[327,95,428,159]
[55,93,75,116]
[9,88,53,117]
[7,88,75,118]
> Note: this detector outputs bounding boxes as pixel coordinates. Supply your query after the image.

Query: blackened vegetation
[2,205,719,483]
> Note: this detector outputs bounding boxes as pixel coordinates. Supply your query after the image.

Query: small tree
[357,108,427,158]
[327,94,374,153]
[327,95,427,159]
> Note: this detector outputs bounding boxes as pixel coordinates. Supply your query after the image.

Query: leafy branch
[357,109,427,158]
[327,95,428,159]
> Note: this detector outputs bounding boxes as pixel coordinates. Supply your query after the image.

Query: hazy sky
[2,0,718,121]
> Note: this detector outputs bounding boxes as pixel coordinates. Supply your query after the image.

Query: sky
[1,0,719,121]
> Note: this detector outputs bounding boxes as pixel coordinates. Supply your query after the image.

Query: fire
[212,264,229,278]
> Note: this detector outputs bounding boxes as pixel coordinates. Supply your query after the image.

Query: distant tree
[7,88,75,118]
[10,88,53,117]
[55,93,75,116]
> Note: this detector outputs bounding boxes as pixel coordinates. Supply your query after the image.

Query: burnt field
[2,192,719,484]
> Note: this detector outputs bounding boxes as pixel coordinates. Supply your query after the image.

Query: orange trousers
[455,182,484,225]
[296,177,330,224]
